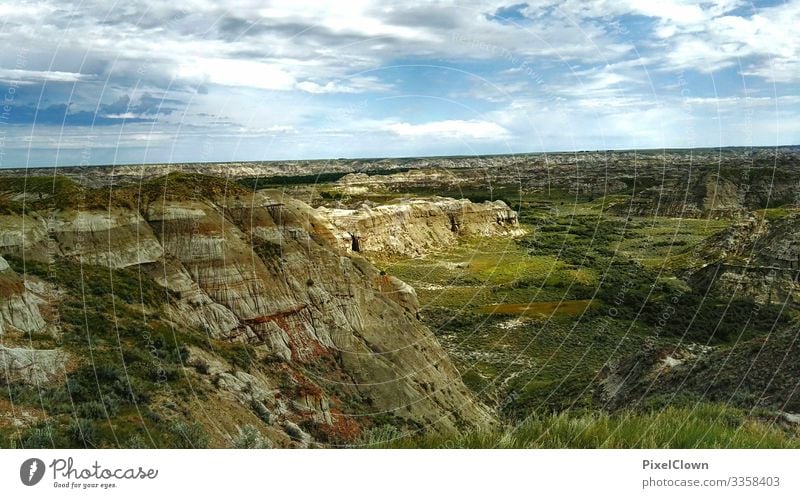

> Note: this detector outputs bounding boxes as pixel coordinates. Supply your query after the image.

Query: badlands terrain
[2,146,800,448]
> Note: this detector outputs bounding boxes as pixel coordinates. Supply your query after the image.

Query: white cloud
[0,0,797,165]
[296,76,391,94]
[256,0,438,41]
[655,2,800,79]
[175,57,296,90]
[296,81,350,94]
[0,69,87,83]
[383,119,509,140]
[626,0,708,23]
[265,124,295,134]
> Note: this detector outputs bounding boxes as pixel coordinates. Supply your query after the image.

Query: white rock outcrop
[0,256,47,336]
[318,197,524,257]
[0,346,67,384]
[50,208,163,268]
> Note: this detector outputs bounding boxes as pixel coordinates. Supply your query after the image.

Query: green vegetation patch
[366,403,799,448]
[0,256,216,449]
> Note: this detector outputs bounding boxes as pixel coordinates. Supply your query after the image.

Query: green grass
[0,255,215,449]
[371,190,795,421]
[615,217,731,269]
[237,167,411,189]
[754,206,799,221]
[481,299,596,317]
[365,403,800,448]
[0,175,80,196]
[379,236,595,309]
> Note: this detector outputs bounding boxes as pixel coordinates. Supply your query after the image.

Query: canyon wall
[690,214,800,304]
[0,177,496,446]
[319,197,524,257]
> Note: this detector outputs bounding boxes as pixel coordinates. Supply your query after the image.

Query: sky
[0,0,798,167]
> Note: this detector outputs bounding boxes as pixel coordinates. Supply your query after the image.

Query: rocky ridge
[318,197,523,257]
[0,175,501,446]
[4,147,796,196]
[690,213,800,304]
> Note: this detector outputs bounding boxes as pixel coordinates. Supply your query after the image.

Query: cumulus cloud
[175,57,297,91]
[0,0,796,166]
[384,120,510,140]
[0,69,87,84]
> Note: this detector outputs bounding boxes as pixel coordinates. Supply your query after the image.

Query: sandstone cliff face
[0,256,66,387]
[0,214,49,261]
[140,258,243,340]
[621,172,748,219]
[751,214,800,269]
[318,197,523,257]
[691,213,800,304]
[49,208,163,268]
[0,179,495,446]
[0,346,67,385]
[221,191,494,432]
[619,168,799,219]
[0,256,47,336]
[0,208,163,268]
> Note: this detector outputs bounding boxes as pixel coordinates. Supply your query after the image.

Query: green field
[367,188,800,446]
[362,403,798,448]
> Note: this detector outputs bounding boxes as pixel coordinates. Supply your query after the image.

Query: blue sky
[0,0,797,167]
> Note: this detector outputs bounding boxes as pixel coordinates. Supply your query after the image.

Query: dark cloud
[216,17,387,50]
[378,5,463,30]
[2,93,182,126]
[216,17,277,40]
[485,3,531,25]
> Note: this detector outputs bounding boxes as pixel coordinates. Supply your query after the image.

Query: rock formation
[319,197,524,257]
[690,213,800,304]
[0,176,496,446]
[0,256,47,336]
[618,167,799,219]
[0,347,67,385]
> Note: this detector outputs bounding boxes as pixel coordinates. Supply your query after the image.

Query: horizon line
[1,143,797,171]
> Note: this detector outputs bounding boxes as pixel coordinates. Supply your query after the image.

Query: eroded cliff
[0,174,495,447]
[690,213,800,304]
[318,197,523,257]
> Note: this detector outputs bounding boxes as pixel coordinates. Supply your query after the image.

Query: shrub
[169,421,209,449]
[358,424,403,447]
[232,425,271,448]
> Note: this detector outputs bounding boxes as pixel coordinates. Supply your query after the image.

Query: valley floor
[357,188,800,447]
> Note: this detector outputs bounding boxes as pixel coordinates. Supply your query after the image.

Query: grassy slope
[364,404,798,448]
[363,186,799,446]
[0,175,262,448]
[0,255,226,448]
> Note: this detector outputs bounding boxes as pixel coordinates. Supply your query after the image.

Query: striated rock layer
[318,197,524,257]
[0,256,47,336]
[0,178,496,446]
[690,213,800,304]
